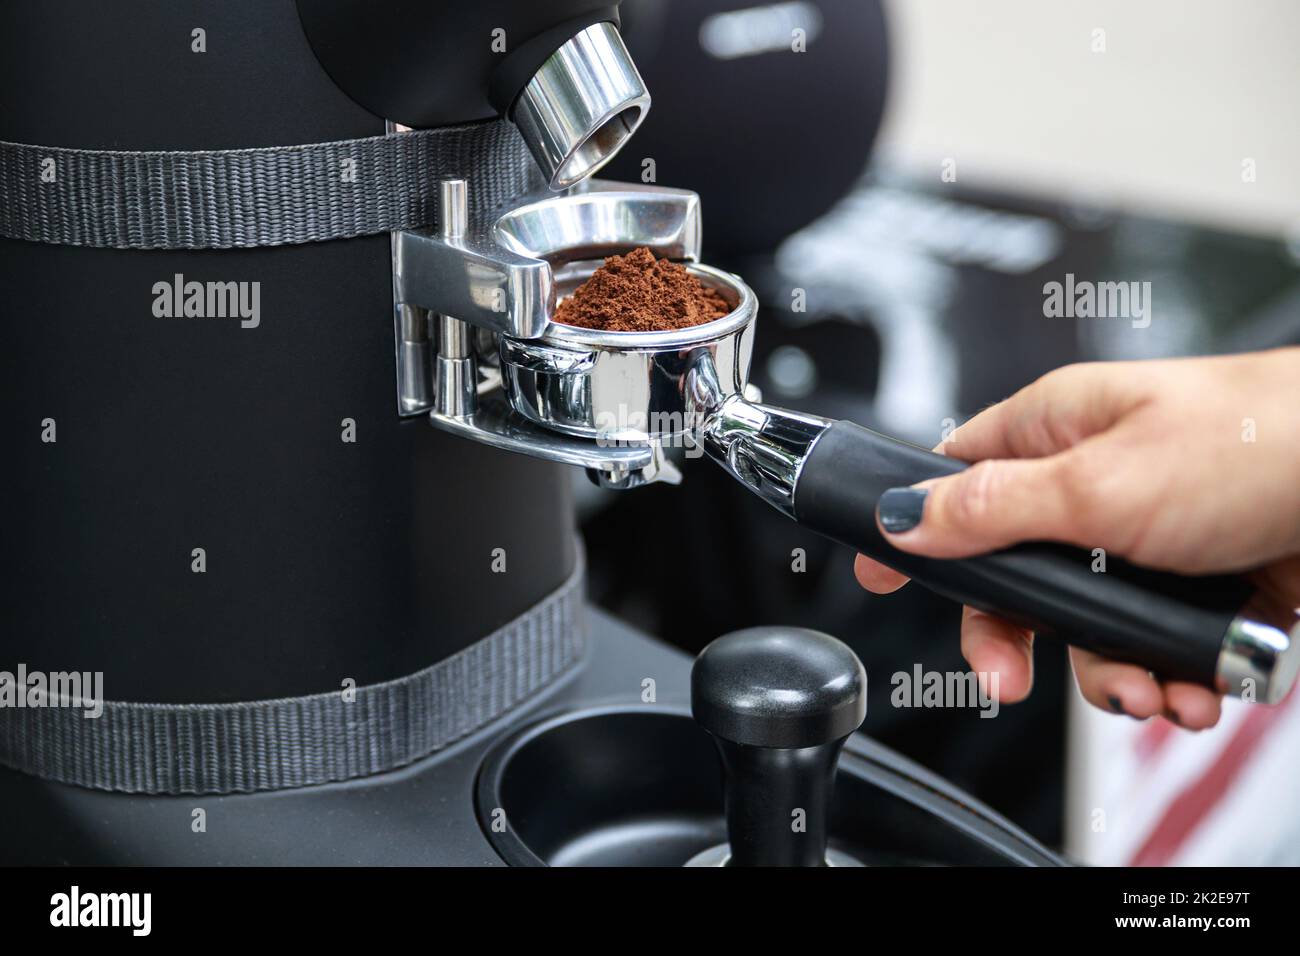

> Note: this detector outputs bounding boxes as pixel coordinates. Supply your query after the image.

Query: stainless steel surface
[439,178,468,241]
[683,345,830,517]
[394,227,553,340]
[697,393,830,519]
[434,180,478,419]
[395,303,433,415]
[587,440,682,490]
[1216,603,1300,705]
[394,180,700,341]
[500,262,755,443]
[389,120,435,417]
[435,353,476,420]
[428,388,654,473]
[494,180,700,265]
[438,312,470,360]
[510,22,650,190]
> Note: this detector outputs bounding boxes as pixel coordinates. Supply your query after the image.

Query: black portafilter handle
[692,628,867,867]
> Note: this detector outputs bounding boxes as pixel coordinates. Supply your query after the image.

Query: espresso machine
[1,0,1295,867]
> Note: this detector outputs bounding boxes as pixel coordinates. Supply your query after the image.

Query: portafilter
[395,178,1299,704]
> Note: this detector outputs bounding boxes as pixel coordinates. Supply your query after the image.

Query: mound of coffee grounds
[554,247,731,332]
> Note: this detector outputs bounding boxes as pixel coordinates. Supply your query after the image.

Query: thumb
[875,454,1088,559]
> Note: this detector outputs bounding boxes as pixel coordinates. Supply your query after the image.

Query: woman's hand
[854,348,1300,729]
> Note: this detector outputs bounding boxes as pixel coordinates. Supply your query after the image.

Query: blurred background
[586,0,1300,861]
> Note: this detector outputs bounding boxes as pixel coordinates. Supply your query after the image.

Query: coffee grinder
[0,0,1294,867]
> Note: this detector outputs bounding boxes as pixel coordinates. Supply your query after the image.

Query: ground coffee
[554,247,731,332]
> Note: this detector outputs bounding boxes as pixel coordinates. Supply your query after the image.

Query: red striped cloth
[1126,686,1297,866]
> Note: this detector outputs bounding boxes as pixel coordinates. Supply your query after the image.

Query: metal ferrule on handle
[692,383,828,518]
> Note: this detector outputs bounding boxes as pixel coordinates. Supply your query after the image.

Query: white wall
[878,0,1300,236]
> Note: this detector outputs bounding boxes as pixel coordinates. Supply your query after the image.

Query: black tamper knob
[692,627,867,866]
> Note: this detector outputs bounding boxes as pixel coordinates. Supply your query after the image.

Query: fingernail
[878,487,928,534]
[1107,695,1124,714]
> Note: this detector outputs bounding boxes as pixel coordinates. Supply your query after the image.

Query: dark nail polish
[878,487,928,534]
[1107,695,1124,714]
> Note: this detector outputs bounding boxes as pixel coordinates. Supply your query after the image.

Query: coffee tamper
[688,627,867,867]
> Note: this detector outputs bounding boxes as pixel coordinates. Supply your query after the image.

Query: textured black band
[0,550,585,795]
[0,119,542,250]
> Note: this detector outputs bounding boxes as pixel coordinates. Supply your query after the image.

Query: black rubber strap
[0,549,585,794]
[0,119,542,250]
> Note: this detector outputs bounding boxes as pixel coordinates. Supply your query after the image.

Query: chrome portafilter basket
[499,260,760,488]
[496,260,841,516]
[390,177,1299,707]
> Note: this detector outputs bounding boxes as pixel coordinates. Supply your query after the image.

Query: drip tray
[475,705,1065,867]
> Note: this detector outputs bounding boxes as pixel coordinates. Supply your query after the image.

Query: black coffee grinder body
[0,0,609,704]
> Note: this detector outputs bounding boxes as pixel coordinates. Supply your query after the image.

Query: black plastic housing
[295,0,620,128]
[0,0,576,703]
